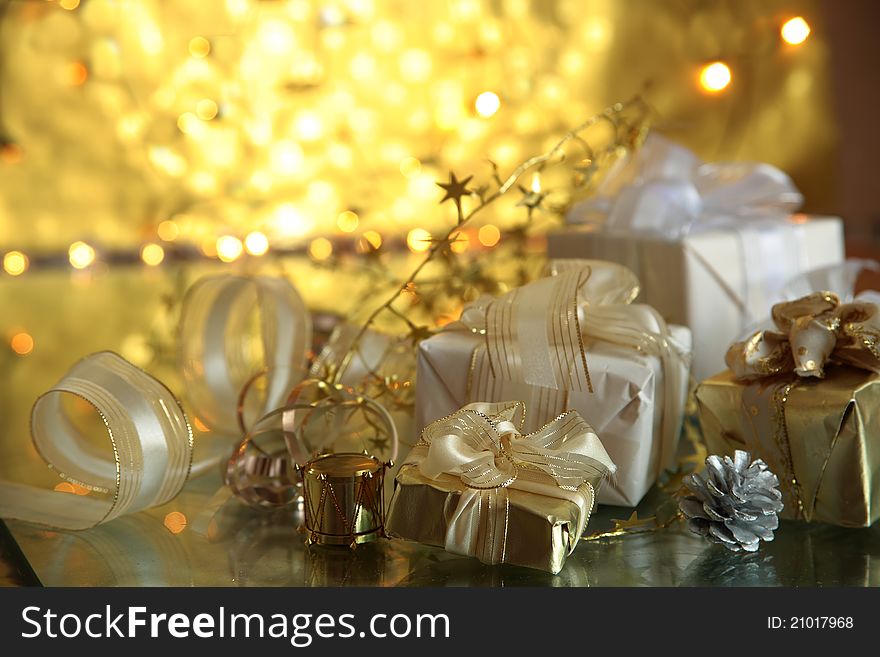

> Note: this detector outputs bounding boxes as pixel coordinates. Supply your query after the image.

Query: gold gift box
[696,368,880,527]
[386,456,594,574]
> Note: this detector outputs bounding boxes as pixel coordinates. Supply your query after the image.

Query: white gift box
[547,217,844,381]
[414,263,692,507]
[549,134,844,381]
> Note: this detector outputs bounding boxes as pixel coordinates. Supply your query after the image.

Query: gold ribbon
[725,291,880,381]
[458,259,689,474]
[405,401,614,566]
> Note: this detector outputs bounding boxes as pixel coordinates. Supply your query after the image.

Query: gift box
[696,289,880,527]
[416,261,691,506]
[547,134,844,382]
[386,401,615,573]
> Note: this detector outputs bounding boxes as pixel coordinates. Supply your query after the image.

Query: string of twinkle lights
[1,2,816,363]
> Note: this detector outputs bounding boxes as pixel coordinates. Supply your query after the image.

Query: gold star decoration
[436,171,473,214]
[516,183,547,214]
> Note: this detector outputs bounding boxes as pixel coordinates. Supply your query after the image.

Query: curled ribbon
[569,133,803,238]
[408,401,614,566]
[0,352,193,530]
[457,259,690,473]
[726,292,880,381]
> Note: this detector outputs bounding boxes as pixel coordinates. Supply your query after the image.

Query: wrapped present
[416,260,691,506]
[696,288,880,527]
[547,134,844,381]
[386,401,615,573]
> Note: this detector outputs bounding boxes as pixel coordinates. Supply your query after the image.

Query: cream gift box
[547,134,844,382]
[415,261,692,507]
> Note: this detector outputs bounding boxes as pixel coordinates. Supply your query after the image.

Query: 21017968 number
[768,617,854,629]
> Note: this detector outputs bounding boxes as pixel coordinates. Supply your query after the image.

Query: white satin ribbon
[410,401,614,564]
[457,260,690,473]
[0,352,193,530]
[569,133,804,238]
[178,274,311,469]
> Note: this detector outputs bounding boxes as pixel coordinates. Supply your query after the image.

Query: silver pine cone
[679,450,784,552]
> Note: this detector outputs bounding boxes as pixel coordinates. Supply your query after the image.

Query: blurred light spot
[192,416,211,432]
[244,231,270,256]
[216,235,243,262]
[66,61,89,86]
[121,334,151,365]
[399,49,432,83]
[781,17,810,45]
[196,98,219,121]
[140,243,165,266]
[188,36,211,58]
[309,237,333,261]
[336,210,359,233]
[177,112,201,134]
[475,91,501,118]
[407,228,432,253]
[360,230,382,251]
[292,111,324,142]
[699,62,731,93]
[450,232,469,253]
[399,157,421,179]
[1,142,23,164]
[478,224,501,247]
[60,0,80,9]
[3,251,28,276]
[54,482,77,494]
[258,19,296,55]
[164,511,187,534]
[273,203,313,236]
[157,220,180,241]
[11,332,34,356]
[69,241,96,269]
[270,140,305,175]
[200,237,217,257]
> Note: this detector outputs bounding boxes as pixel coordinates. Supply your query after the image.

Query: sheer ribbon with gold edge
[406,401,614,566]
[0,352,193,530]
[725,292,880,381]
[178,274,311,471]
[568,133,803,238]
[456,260,689,474]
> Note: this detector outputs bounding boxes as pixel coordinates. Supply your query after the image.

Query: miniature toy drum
[301,453,389,547]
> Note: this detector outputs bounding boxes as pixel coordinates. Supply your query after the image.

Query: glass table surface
[2,265,879,587]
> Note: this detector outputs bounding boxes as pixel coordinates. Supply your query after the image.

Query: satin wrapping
[0,352,193,530]
[178,274,311,465]
[386,402,614,573]
[416,262,691,506]
[696,368,880,527]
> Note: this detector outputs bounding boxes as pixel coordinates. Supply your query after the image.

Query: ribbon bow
[726,292,880,381]
[409,401,614,568]
[418,401,616,490]
[569,134,803,238]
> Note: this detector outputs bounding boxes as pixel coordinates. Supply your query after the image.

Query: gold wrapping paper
[696,368,880,527]
[387,463,591,574]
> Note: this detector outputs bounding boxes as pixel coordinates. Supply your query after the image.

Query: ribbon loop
[726,292,880,380]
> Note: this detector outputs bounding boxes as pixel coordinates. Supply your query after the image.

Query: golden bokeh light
[406,228,432,253]
[3,251,28,276]
[361,230,383,251]
[59,0,81,10]
[216,235,243,262]
[66,61,89,86]
[781,17,810,45]
[450,231,469,253]
[244,231,270,256]
[195,98,219,121]
[336,210,360,233]
[475,91,501,118]
[188,36,211,58]
[399,157,422,179]
[140,243,165,266]
[309,237,333,261]
[163,511,188,534]
[157,219,180,241]
[10,331,34,356]
[68,241,96,269]
[699,62,732,93]
[478,224,501,247]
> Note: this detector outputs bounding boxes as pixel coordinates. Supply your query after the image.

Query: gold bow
[726,291,880,380]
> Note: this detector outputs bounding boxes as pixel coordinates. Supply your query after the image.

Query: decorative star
[436,171,474,208]
[516,183,547,213]
[368,436,389,453]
